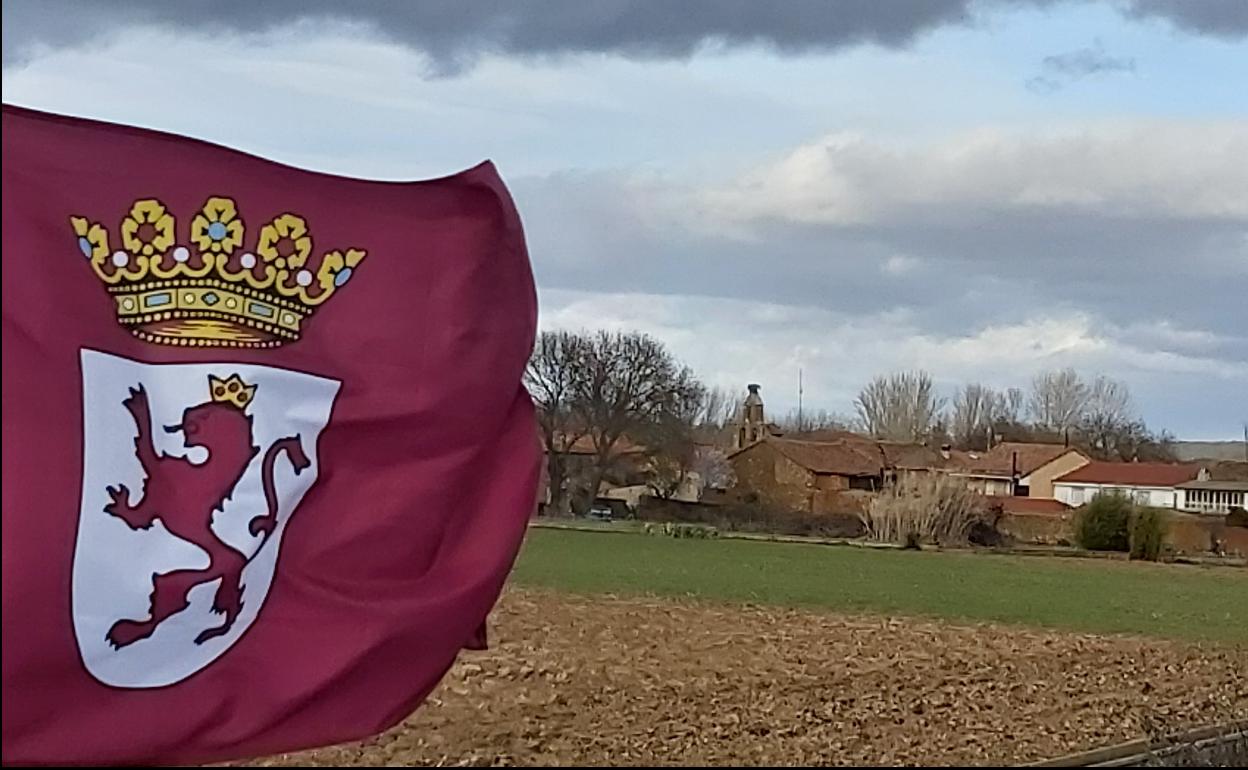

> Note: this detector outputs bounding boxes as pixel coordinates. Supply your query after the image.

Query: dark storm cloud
[1126,0,1248,39]
[3,0,1245,68]
[0,0,971,68]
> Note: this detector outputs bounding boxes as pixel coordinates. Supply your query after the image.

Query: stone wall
[1000,509,1248,556]
[729,442,814,513]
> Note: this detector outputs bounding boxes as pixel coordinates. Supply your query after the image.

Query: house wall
[729,442,815,513]
[982,478,1013,496]
[1054,482,1176,509]
[948,474,1013,497]
[1166,512,1248,555]
[1023,452,1090,499]
[811,489,874,517]
[999,512,1076,545]
[599,484,649,508]
[1000,510,1248,556]
[814,473,850,492]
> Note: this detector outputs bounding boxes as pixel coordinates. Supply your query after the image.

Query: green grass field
[512,528,1248,643]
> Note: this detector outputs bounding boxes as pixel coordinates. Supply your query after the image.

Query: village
[532,331,1248,560]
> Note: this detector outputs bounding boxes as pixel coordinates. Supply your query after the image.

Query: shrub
[860,473,994,547]
[637,497,865,539]
[1075,492,1131,552]
[648,522,718,539]
[1129,507,1168,561]
[1227,507,1248,529]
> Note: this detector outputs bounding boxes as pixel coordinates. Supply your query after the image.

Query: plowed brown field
[244,589,1248,767]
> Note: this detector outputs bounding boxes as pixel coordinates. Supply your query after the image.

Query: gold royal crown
[209,374,257,409]
[72,197,366,348]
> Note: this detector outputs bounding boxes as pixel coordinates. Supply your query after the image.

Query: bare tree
[524,330,589,515]
[777,407,859,434]
[643,383,707,500]
[691,446,735,491]
[698,385,738,428]
[1027,368,1089,435]
[988,386,1033,443]
[952,384,1028,450]
[1003,387,1025,424]
[950,383,995,450]
[855,371,945,442]
[649,441,736,501]
[1085,375,1133,424]
[572,331,705,511]
[1079,375,1139,460]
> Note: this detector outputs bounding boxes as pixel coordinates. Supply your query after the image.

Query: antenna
[798,366,808,431]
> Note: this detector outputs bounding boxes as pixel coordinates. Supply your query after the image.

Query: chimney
[940,443,951,460]
[740,384,765,445]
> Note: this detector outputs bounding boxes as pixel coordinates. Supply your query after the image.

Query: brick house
[843,439,1086,499]
[946,442,1089,498]
[727,437,882,515]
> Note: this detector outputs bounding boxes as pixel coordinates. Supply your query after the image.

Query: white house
[1176,466,1248,514]
[1052,461,1200,509]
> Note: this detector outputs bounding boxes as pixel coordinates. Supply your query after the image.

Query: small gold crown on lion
[71,197,366,348]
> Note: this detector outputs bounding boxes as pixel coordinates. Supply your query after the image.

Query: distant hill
[1173,441,1248,462]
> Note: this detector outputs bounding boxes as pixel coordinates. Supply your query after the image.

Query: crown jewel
[72,197,366,348]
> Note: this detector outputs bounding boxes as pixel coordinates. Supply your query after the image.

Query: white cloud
[539,288,1248,436]
[701,122,1248,226]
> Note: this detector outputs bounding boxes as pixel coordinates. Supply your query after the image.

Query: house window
[1069,487,1084,505]
[1135,490,1150,505]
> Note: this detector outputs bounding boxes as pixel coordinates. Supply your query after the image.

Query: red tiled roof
[987,442,1080,475]
[763,438,883,477]
[948,442,1081,476]
[991,497,1073,515]
[738,435,1086,478]
[784,428,869,443]
[875,441,944,470]
[1054,461,1200,487]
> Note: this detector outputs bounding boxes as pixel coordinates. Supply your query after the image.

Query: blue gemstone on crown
[248,301,275,318]
[78,237,93,258]
[334,267,353,286]
[207,221,228,240]
[202,292,220,306]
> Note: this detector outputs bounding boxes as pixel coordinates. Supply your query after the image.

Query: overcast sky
[4,0,1246,439]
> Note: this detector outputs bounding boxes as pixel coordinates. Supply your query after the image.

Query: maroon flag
[1,105,542,765]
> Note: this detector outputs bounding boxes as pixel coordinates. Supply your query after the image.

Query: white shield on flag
[72,349,340,688]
